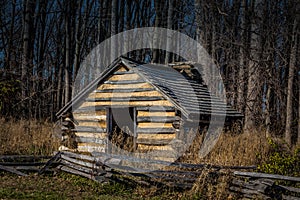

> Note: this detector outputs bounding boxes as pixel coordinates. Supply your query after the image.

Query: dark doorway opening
[108,107,136,152]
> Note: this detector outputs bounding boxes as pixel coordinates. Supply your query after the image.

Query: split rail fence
[0,151,299,199]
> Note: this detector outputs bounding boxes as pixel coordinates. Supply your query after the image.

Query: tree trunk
[21,0,36,118]
[153,0,162,63]
[165,0,173,64]
[64,2,71,105]
[111,0,117,61]
[237,0,248,114]
[5,0,16,73]
[285,14,298,146]
[298,72,300,145]
[244,0,263,132]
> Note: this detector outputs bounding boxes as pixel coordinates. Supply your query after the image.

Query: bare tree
[244,0,264,132]
[285,7,298,146]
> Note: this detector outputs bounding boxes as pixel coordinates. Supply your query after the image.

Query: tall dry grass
[180,130,271,166]
[0,118,60,155]
[0,117,273,166]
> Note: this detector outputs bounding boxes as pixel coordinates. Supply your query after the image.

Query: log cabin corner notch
[56,57,243,160]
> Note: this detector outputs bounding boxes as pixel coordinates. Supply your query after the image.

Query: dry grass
[180,130,271,166]
[0,118,60,155]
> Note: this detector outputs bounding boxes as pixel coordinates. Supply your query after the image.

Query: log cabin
[56,57,243,161]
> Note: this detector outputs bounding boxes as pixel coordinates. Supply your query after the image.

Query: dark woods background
[0,0,299,145]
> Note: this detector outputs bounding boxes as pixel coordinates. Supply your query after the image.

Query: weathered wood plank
[76,137,107,145]
[58,165,96,180]
[0,164,28,176]
[136,106,175,111]
[60,151,95,162]
[97,83,153,90]
[137,138,173,145]
[107,73,141,81]
[137,127,176,134]
[138,133,176,140]
[231,178,268,193]
[77,144,106,153]
[282,194,300,200]
[138,122,173,128]
[74,115,106,121]
[60,159,106,175]
[86,97,165,102]
[72,126,106,133]
[77,121,106,128]
[73,108,106,114]
[89,91,163,99]
[234,171,300,182]
[60,154,96,169]
[137,144,174,151]
[94,88,155,93]
[38,152,61,175]
[0,162,48,166]
[229,186,267,197]
[81,100,173,107]
[74,132,107,139]
[137,111,175,117]
[0,155,52,161]
[104,80,146,85]
[137,116,180,123]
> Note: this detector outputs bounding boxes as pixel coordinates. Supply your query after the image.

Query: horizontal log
[137,134,175,142]
[108,73,141,81]
[97,83,153,90]
[60,151,96,162]
[137,138,174,145]
[138,122,174,128]
[60,159,95,175]
[151,175,197,183]
[104,80,146,85]
[90,151,257,170]
[74,115,106,121]
[137,128,176,134]
[137,116,180,123]
[136,106,175,111]
[89,91,163,99]
[86,97,165,102]
[234,171,300,182]
[58,165,96,181]
[13,166,53,172]
[77,144,106,153]
[229,186,265,197]
[77,121,106,128]
[0,155,52,161]
[278,185,300,194]
[0,162,47,166]
[0,164,28,176]
[76,137,107,145]
[94,88,155,93]
[72,126,106,133]
[81,100,173,107]
[75,132,107,139]
[232,178,268,193]
[137,111,175,117]
[282,194,300,200]
[60,154,96,169]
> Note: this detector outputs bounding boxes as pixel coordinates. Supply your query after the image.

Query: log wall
[69,65,180,161]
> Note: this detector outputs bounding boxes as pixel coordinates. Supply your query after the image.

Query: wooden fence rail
[0,151,299,199]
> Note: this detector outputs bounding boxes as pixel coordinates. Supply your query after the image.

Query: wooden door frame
[106,107,137,153]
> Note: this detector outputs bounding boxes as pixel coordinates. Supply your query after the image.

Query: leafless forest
[0,0,299,146]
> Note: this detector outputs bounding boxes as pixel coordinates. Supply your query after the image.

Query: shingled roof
[56,57,243,119]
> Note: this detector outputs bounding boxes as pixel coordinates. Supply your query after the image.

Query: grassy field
[0,119,299,199]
